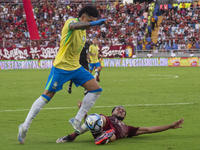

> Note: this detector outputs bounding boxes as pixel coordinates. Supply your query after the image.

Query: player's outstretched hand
[104,19,111,27]
[171,118,184,129]
[90,19,107,26]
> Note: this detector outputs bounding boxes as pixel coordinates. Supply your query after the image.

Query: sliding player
[56,101,184,145]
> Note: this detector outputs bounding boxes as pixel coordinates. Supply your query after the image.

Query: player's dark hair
[78,6,99,18]
[112,106,126,116]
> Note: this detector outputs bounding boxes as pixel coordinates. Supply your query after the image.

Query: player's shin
[22,94,51,130]
[75,88,102,122]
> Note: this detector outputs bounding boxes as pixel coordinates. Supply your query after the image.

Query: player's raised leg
[69,67,102,134]
[18,90,54,144]
[69,78,102,134]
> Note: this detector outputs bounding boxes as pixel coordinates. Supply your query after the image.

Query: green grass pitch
[0,67,200,150]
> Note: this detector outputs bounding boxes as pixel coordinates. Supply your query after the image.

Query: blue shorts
[89,62,101,71]
[45,66,94,92]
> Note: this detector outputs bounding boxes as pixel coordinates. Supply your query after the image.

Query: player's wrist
[169,124,173,129]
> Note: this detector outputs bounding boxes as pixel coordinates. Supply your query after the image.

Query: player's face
[81,14,97,23]
[80,14,97,30]
[112,106,126,121]
[93,38,97,45]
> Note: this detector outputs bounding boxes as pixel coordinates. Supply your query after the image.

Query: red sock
[69,132,79,141]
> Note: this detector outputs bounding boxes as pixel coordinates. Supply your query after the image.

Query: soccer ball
[85,113,103,132]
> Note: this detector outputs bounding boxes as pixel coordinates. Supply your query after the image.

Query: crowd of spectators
[1,0,200,54]
[0,0,154,48]
[155,2,200,53]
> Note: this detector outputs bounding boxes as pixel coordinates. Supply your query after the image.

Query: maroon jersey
[100,115,139,139]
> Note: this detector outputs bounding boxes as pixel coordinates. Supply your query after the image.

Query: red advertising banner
[0,47,59,60]
[0,45,134,60]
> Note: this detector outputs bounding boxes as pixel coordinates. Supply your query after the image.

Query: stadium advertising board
[0,45,133,60]
[0,59,53,70]
[100,45,134,58]
[1,57,199,70]
[101,58,169,67]
[168,57,199,67]
[0,47,59,60]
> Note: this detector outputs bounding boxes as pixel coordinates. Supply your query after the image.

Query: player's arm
[69,22,90,30]
[69,19,107,30]
[135,118,184,135]
[91,53,96,56]
[87,51,91,63]
[89,51,96,56]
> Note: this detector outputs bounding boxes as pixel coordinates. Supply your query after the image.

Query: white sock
[94,69,99,78]
[22,96,47,130]
[75,92,101,122]
[94,71,99,78]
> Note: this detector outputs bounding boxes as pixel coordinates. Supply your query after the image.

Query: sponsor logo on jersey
[82,35,86,42]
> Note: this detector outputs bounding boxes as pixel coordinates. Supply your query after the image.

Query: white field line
[114,75,179,81]
[0,102,197,113]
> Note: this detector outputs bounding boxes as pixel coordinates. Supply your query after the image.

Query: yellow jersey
[89,44,99,63]
[53,18,86,71]
[188,44,192,49]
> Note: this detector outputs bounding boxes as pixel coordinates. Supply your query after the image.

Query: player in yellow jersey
[18,6,107,144]
[89,38,102,82]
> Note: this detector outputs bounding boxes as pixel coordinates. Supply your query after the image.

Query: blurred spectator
[0,1,154,48]
[1,0,199,57]
[147,51,152,57]
[172,43,178,50]
[151,15,155,30]
[171,50,176,57]
[27,55,32,60]
[165,44,172,51]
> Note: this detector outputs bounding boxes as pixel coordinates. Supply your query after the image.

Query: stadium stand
[0,0,153,48]
[0,0,199,56]
[155,2,200,54]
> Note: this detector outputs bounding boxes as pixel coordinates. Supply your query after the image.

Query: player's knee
[43,90,55,98]
[41,94,51,103]
[89,88,102,94]
[98,67,102,71]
